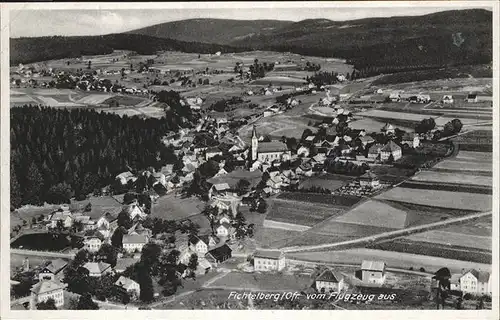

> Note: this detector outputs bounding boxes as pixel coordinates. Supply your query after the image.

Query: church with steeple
[250,125,291,164]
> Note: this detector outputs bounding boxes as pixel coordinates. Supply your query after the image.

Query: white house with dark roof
[208,183,231,199]
[315,269,344,293]
[115,276,140,297]
[216,222,235,238]
[83,236,103,253]
[253,250,286,272]
[381,123,396,135]
[38,259,68,281]
[29,280,67,310]
[460,269,492,295]
[361,260,386,285]
[380,141,402,161]
[122,234,149,253]
[442,95,454,104]
[359,171,380,188]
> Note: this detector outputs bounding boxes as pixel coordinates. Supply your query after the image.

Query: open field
[254,227,303,249]
[206,271,312,291]
[298,173,353,191]
[439,216,491,237]
[368,238,491,264]
[150,194,205,220]
[334,200,416,229]
[452,130,493,152]
[11,253,49,273]
[70,195,123,219]
[410,171,492,187]
[265,199,347,227]
[288,248,491,274]
[239,114,316,139]
[10,204,59,231]
[375,188,492,212]
[433,150,492,172]
[277,192,361,207]
[404,230,491,251]
[349,117,414,132]
[252,76,307,86]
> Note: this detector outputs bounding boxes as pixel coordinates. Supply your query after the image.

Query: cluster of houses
[449,269,493,295]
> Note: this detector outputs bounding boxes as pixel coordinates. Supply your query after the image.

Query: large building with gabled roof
[315,269,345,293]
[29,279,67,309]
[251,126,291,163]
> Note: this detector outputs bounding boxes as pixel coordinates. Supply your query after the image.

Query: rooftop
[254,250,283,260]
[83,262,111,274]
[258,141,289,153]
[361,260,386,272]
[316,269,343,283]
[123,234,148,244]
[30,279,67,295]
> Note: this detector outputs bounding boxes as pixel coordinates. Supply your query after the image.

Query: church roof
[258,141,289,153]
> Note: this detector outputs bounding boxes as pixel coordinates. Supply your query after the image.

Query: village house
[123,201,148,221]
[208,183,231,199]
[38,259,68,281]
[95,211,118,239]
[380,141,402,161]
[115,276,140,298]
[205,146,223,161]
[359,171,380,188]
[361,260,386,285]
[459,269,492,295]
[216,222,235,238]
[48,205,73,229]
[83,262,112,277]
[205,244,232,266]
[116,171,137,185]
[450,273,462,291]
[188,234,218,255]
[358,135,375,147]
[466,93,478,103]
[122,234,149,253]
[83,236,103,253]
[209,194,240,217]
[381,123,396,135]
[253,250,286,272]
[442,95,454,104]
[315,269,345,293]
[29,280,68,310]
[73,214,96,231]
[389,93,401,102]
[402,132,420,148]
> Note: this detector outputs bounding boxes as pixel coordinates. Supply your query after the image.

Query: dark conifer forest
[10,102,184,209]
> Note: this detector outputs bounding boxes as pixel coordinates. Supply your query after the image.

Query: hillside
[10,33,248,65]
[126,18,294,45]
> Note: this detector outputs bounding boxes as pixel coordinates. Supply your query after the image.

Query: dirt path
[281,211,491,253]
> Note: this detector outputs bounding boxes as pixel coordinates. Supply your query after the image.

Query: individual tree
[140,243,162,272]
[37,298,57,310]
[97,243,118,267]
[117,211,133,229]
[257,199,268,213]
[77,293,99,310]
[188,253,198,271]
[111,227,126,248]
[87,61,91,70]
[138,263,155,302]
[235,179,251,196]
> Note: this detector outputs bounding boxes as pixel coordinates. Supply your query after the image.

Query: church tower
[251,125,258,161]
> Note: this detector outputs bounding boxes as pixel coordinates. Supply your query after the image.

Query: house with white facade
[361,260,386,285]
[315,269,345,293]
[122,234,149,253]
[254,250,286,272]
[115,276,140,298]
[29,280,67,310]
[460,269,492,295]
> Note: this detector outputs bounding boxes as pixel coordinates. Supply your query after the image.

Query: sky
[10,5,491,38]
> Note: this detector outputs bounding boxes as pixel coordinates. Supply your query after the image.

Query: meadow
[410,171,492,187]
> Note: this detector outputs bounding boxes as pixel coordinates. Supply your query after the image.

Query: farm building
[360,260,386,285]
[122,234,149,253]
[380,141,402,161]
[368,144,384,159]
[402,132,420,148]
[466,93,478,103]
[253,250,286,272]
[442,95,454,104]
[335,200,417,229]
[205,244,232,265]
[315,269,344,293]
[358,171,380,188]
[459,269,491,295]
[38,259,68,281]
[188,234,219,255]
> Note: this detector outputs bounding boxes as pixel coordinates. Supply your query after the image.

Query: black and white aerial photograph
[2,1,498,316]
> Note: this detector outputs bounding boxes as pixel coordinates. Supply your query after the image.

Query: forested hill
[10,33,248,65]
[125,18,294,45]
[228,9,492,75]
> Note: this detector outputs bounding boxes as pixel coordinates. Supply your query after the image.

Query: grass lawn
[254,227,303,249]
[150,194,205,220]
[410,171,492,187]
[277,192,361,207]
[10,204,59,232]
[70,195,123,220]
